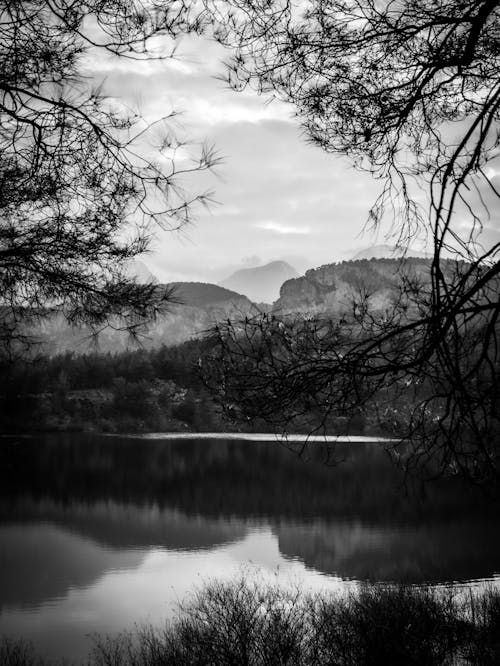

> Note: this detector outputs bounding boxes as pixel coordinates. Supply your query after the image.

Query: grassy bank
[2,581,500,665]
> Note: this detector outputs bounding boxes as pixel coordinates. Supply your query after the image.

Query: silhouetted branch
[0,0,220,357]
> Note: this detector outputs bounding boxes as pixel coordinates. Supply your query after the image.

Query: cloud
[186,97,291,126]
[85,35,292,131]
[146,116,385,281]
[241,255,262,266]
[84,35,393,281]
[256,221,311,235]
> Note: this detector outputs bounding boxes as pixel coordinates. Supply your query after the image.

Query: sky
[84,32,497,284]
[82,33,400,283]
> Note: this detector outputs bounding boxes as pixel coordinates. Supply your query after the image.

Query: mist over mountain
[351,245,430,260]
[219,261,299,303]
[36,282,256,354]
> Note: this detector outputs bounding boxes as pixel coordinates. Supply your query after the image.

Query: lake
[1,432,500,662]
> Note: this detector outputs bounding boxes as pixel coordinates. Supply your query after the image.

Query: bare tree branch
[200,0,500,486]
[0,0,220,358]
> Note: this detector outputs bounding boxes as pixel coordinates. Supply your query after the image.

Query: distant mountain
[352,245,430,260]
[275,257,435,315]
[220,261,299,303]
[124,259,158,283]
[169,282,248,308]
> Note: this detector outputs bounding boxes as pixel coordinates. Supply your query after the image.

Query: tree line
[0,341,220,432]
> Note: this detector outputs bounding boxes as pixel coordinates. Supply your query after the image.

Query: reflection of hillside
[0,498,248,612]
[1,497,248,551]
[275,520,500,584]
[2,434,498,524]
[0,523,144,610]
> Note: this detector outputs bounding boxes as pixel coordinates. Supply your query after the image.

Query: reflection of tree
[0,0,217,358]
[202,0,500,485]
[2,435,499,523]
[1,498,246,552]
[276,520,500,584]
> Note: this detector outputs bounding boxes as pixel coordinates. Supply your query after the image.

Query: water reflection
[0,523,145,610]
[2,497,247,553]
[1,433,500,661]
[276,520,500,584]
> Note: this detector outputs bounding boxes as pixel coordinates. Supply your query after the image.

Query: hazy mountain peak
[219,260,299,303]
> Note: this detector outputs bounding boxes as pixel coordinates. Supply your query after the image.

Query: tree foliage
[0,0,217,357]
[201,0,500,484]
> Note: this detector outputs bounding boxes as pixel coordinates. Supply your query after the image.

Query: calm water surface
[1,433,500,662]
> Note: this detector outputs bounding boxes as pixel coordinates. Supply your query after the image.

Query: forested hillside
[275,258,447,313]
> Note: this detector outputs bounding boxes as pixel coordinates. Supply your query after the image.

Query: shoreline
[104,431,398,443]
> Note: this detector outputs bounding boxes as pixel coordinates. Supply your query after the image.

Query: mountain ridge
[168,282,250,308]
[275,257,437,314]
[219,260,299,303]
[31,258,452,353]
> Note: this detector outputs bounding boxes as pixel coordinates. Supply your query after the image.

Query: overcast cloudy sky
[87,34,439,283]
